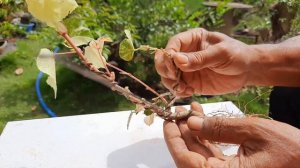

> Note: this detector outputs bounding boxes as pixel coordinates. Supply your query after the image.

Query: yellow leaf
[144,113,155,126]
[65,36,94,48]
[36,49,57,99]
[84,40,107,69]
[98,37,113,43]
[135,104,145,113]
[94,37,112,52]
[25,0,78,30]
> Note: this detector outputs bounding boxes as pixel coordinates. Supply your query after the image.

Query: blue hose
[35,47,60,118]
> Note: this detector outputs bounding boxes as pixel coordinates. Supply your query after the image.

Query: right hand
[155,28,259,97]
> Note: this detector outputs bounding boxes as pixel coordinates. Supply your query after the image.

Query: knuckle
[216,43,229,55]
[192,52,205,65]
[192,27,207,34]
[214,31,228,38]
[246,118,266,138]
[206,117,226,139]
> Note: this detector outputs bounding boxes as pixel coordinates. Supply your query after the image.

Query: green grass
[193,87,271,115]
[0,39,134,133]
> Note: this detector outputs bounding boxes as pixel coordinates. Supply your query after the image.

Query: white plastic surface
[0,101,243,168]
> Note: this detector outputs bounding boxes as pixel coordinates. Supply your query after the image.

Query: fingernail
[188,116,204,130]
[174,53,188,65]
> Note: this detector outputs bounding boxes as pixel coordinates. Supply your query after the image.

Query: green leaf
[119,39,135,61]
[144,109,153,116]
[124,29,133,44]
[65,36,94,48]
[36,48,57,99]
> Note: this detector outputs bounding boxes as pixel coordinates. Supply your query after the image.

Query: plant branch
[53,50,168,105]
[106,63,168,105]
[58,32,196,120]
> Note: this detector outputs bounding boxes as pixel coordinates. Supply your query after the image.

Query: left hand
[164,102,224,168]
[163,102,300,168]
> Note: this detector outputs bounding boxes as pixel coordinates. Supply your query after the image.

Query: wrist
[247,42,300,87]
[246,44,275,86]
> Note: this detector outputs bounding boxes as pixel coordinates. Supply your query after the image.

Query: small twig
[152,92,172,101]
[107,63,168,105]
[54,51,76,57]
[127,111,135,130]
[167,96,179,108]
[135,45,158,52]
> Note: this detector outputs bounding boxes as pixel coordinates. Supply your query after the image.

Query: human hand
[163,102,300,168]
[155,28,258,97]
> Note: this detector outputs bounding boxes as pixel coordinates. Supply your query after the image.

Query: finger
[199,139,224,158]
[164,49,177,78]
[173,44,226,72]
[177,120,215,159]
[190,102,204,116]
[155,50,169,77]
[175,106,187,113]
[175,87,194,98]
[189,102,224,157]
[187,117,259,144]
[164,121,207,168]
[166,29,199,52]
[163,121,189,160]
[166,28,225,52]
[161,77,177,91]
[207,31,228,44]
[154,50,177,80]
[162,50,177,80]
[166,28,209,52]
[161,78,194,97]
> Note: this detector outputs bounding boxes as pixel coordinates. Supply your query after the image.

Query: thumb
[187,116,260,144]
[173,45,224,72]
